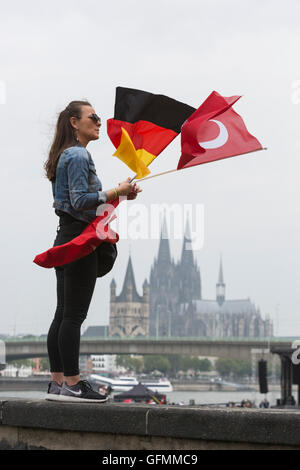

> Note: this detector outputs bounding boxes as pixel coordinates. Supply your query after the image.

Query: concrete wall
[1,398,300,450]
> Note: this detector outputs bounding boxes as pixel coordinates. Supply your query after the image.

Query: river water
[0,389,280,407]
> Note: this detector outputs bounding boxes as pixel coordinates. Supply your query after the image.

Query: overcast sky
[0,0,299,337]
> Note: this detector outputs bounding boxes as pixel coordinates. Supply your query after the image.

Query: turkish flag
[33,199,120,269]
[177,91,263,170]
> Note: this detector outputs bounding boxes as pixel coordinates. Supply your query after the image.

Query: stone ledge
[1,398,300,448]
[1,424,299,450]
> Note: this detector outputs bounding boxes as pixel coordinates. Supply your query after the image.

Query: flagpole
[131,147,267,183]
[132,167,179,182]
[129,168,178,183]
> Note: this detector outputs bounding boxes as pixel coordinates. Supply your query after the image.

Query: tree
[165,355,182,375]
[179,356,194,372]
[215,358,252,379]
[234,359,251,378]
[39,358,50,371]
[116,355,143,373]
[215,358,236,377]
[178,356,212,374]
[129,357,144,373]
[19,335,37,340]
[198,358,212,372]
[143,355,171,375]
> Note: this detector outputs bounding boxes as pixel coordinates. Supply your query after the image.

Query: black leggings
[47,212,98,376]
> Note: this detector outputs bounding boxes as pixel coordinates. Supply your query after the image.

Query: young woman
[44,100,142,402]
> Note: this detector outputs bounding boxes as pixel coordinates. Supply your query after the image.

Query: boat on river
[88,374,173,393]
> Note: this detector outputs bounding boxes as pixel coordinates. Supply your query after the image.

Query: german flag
[107,87,196,179]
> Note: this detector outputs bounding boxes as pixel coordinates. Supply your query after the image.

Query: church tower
[149,214,202,337]
[149,214,178,336]
[216,256,226,306]
[109,255,149,337]
[178,217,202,303]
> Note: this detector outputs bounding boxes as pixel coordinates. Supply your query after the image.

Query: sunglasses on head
[88,113,101,124]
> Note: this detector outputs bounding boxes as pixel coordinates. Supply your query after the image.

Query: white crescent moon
[199,119,228,149]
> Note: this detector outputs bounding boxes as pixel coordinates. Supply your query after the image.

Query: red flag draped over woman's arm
[33,199,119,269]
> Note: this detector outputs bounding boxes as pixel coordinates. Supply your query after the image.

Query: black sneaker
[59,380,108,403]
[45,381,62,401]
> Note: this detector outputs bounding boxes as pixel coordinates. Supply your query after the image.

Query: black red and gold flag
[107,87,195,178]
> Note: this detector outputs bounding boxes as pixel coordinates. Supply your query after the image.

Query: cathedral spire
[218,255,224,284]
[184,216,192,240]
[179,215,202,302]
[180,216,194,266]
[216,255,225,306]
[118,255,142,302]
[157,212,171,265]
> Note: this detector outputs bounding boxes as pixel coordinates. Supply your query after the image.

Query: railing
[4,335,297,343]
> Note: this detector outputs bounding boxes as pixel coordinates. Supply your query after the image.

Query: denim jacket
[52,143,107,223]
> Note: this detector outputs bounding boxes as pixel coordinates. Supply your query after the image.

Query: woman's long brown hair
[44,100,91,182]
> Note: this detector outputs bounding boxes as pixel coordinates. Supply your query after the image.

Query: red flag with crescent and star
[177,91,263,170]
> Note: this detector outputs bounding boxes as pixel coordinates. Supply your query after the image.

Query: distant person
[226,401,235,408]
[43,100,141,402]
[242,399,252,408]
[241,399,251,408]
[259,398,270,409]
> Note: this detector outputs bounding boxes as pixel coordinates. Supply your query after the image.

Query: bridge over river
[3,336,296,361]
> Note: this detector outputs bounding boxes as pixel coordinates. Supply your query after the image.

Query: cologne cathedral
[109,217,273,338]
